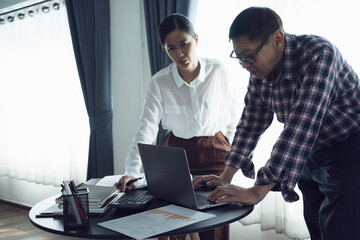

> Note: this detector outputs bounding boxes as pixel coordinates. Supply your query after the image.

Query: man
[194,7,360,240]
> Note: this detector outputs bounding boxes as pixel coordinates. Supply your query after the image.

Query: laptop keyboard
[110,194,154,210]
[195,194,212,206]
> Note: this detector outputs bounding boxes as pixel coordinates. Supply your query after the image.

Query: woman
[116,13,241,240]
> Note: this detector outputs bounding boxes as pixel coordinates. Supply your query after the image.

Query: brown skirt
[163,131,230,175]
[163,131,230,240]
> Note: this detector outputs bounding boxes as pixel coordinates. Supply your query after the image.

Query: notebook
[137,143,227,210]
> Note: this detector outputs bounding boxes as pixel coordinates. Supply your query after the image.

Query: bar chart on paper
[97,204,215,239]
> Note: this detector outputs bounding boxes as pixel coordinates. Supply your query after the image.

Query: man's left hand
[207,183,276,205]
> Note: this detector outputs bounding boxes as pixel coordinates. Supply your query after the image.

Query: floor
[230,222,292,240]
[0,200,115,240]
[0,200,293,240]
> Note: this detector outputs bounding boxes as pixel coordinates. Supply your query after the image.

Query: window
[0,1,89,185]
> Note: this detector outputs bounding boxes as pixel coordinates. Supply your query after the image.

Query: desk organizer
[62,188,89,230]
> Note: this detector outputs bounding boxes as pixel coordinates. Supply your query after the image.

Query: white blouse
[124,57,242,177]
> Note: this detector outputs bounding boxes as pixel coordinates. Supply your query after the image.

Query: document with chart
[97,204,215,239]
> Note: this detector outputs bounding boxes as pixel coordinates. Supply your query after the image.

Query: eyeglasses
[230,33,273,65]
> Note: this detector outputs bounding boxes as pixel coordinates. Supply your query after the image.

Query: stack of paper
[56,183,123,215]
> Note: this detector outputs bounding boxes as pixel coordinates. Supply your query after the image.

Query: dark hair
[158,13,196,46]
[229,7,283,42]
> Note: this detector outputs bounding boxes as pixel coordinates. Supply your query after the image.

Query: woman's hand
[114,175,137,192]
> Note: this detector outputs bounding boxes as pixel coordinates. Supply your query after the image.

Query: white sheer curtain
[0,1,89,186]
[195,0,360,239]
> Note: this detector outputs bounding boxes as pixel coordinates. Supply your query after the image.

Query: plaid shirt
[225,33,360,202]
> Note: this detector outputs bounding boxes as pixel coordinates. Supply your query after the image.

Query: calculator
[109,193,154,210]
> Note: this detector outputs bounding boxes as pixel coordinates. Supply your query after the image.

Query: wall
[111,0,151,175]
[0,177,59,207]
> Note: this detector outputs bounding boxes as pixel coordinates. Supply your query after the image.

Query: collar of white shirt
[172,58,206,88]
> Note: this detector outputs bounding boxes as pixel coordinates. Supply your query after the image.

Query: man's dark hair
[229,7,283,42]
[158,13,196,46]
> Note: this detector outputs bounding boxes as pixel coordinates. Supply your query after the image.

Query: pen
[36,211,63,218]
[115,177,143,188]
[36,214,62,218]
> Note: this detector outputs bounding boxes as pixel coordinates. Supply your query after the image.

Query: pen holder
[62,188,89,230]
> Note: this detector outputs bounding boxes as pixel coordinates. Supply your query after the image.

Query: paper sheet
[98,204,215,239]
[96,174,147,189]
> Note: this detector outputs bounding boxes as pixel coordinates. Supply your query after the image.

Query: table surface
[29,180,254,239]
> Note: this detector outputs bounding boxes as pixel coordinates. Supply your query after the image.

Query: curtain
[0,0,89,185]
[196,0,360,239]
[143,0,198,145]
[65,0,114,180]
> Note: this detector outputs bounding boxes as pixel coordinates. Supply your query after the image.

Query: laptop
[137,143,227,210]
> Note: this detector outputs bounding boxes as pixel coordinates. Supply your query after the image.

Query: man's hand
[193,174,228,188]
[207,183,277,205]
[193,165,238,188]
